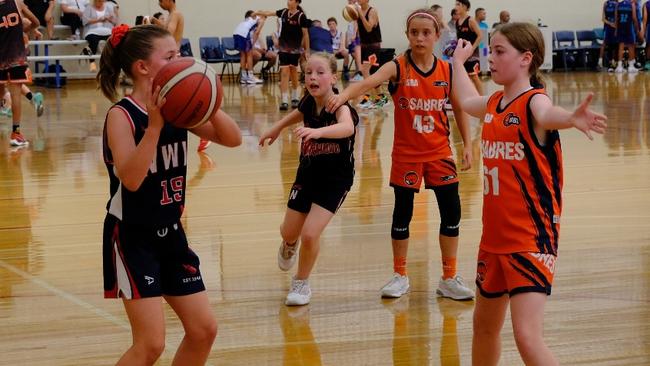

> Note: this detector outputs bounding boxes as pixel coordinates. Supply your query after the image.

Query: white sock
[282,93,288,104]
[617,61,622,67]
[292,88,300,100]
[598,57,603,67]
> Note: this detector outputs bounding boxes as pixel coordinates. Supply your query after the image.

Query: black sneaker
[291,99,299,108]
[279,102,289,111]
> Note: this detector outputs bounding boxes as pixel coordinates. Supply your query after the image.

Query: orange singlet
[480,88,563,255]
[389,50,453,163]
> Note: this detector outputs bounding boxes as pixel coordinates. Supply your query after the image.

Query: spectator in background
[327,17,350,78]
[431,4,453,60]
[59,0,89,39]
[82,0,117,72]
[309,19,333,53]
[152,0,185,47]
[448,8,459,33]
[492,10,510,28]
[233,10,265,84]
[25,0,55,39]
[252,35,278,80]
[475,7,488,50]
[475,7,488,29]
[105,0,118,21]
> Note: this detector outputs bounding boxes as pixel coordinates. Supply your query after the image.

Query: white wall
[118,0,602,55]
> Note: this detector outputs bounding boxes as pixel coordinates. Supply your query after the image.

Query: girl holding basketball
[259,52,358,306]
[452,23,606,365]
[327,8,475,301]
[97,24,241,365]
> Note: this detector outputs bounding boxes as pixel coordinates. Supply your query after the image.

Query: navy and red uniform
[357,6,382,66]
[616,0,637,45]
[477,88,563,298]
[603,0,618,45]
[276,7,309,67]
[288,92,359,214]
[102,96,205,299]
[455,16,480,75]
[0,0,31,83]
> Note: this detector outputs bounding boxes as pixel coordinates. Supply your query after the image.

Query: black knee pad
[433,183,461,237]
[391,186,415,240]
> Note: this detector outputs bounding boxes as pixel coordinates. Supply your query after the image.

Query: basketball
[342,4,359,22]
[152,57,223,129]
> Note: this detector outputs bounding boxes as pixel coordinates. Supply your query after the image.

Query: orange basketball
[342,4,359,22]
[153,57,223,129]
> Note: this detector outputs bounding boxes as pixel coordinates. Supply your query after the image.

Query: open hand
[570,93,607,140]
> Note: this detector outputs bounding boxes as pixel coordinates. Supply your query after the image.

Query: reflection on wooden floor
[0,72,648,365]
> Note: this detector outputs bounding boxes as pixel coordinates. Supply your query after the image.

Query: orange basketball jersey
[389,51,453,162]
[480,88,563,255]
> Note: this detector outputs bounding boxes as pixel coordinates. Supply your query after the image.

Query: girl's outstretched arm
[530,93,607,140]
[259,109,304,146]
[191,110,242,147]
[451,39,489,118]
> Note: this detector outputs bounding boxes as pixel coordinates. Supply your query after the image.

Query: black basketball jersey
[276,8,309,53]
[0,0,27,69]
[103,96,188,228]
[357,6,382,45]
[297,92,359,186]
[456,16,479,58]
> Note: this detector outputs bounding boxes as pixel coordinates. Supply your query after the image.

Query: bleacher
[27,24,96,88]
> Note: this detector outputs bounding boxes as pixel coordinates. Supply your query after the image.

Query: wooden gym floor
[0,72,648,365]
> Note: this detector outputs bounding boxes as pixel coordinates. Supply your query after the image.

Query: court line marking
[0,259,215,366]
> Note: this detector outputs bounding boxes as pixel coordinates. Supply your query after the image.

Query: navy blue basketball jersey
[617,0,635,28]
[103,96,188,228]
[604,0,618,25]
[0,0,27,69]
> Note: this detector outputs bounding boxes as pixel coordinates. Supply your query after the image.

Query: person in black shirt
[1,0,40,147]
[254,0,310,111]
[259,53,358,306]
[97,24,241,364]
[24,0,54,38]
[454,0,483,94]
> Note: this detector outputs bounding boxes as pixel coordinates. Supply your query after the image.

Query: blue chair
[576,30,600,69]
[593,28,605,44]
[199,37,228,76]
[220,36,241,81]
[180,38,193,57]
[553,31,578,71]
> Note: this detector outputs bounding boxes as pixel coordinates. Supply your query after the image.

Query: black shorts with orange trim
[103,215,205,299]
[389,158,459,192]
[475,249,556,298]
[0,65,31,84]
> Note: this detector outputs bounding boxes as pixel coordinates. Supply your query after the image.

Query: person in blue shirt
[309,19,334,53]
[600,0,619,70]
[614,0,641,72]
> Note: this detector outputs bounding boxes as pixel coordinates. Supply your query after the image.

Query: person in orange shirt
[327,8,475,301]
[452,23,607,365]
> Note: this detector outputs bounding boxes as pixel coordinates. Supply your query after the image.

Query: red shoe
[10,131,29,147]
[197,139,211,152]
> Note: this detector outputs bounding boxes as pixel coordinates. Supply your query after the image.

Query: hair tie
[110,24,130,48]
[407,12,439,29]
